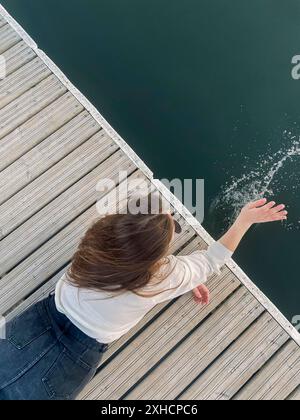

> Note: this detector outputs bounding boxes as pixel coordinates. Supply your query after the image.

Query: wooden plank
[0,24,21,54]
[0,151,134,275]
[233,340,300,400]
[2,41,36,76]
[125,287,264,400]
[0,130,117,241]
[79,264,240,400]
[178,234,207,254]
[6,216,194,322]
[0,171,147,315]
[0,57,52,108]
[0,111,100,205]
[0,74,67,139]
[0,15,6,28]
[167,220,197,255]
[0,92,84,171]
[287,386,300,400]
[179,313,289,400]
[6,268,66,322]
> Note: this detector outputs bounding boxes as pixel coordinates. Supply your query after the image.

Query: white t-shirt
[55,241,232,344]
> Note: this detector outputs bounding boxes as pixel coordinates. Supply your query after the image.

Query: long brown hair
[67,209,179,298]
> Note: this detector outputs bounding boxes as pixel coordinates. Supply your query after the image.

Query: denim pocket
[42,348,94,400]
[8,304,52,350]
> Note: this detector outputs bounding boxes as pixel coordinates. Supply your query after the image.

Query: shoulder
[155,252,205,278]
[168,250,205,266]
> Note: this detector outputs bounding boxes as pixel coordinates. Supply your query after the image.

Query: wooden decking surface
[0,7,299,401]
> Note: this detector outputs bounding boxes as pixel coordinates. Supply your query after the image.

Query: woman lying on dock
[0,196,287,400]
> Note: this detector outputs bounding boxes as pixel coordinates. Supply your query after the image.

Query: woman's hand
[219,198,288,253]
[237,198,288,227]
[192,284,210,305]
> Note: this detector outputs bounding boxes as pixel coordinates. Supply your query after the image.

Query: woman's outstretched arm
[193,198,288,305]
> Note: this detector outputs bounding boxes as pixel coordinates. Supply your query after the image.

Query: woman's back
[55,273,157,344]
[55,241,232,344]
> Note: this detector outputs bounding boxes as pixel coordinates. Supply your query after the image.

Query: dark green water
[2,0,299,322]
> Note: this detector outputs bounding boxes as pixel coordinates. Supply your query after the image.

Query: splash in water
[210,132,300,231]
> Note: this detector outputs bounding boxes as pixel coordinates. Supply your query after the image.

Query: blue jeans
[0,294,108,400]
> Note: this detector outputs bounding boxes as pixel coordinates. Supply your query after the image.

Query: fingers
[266,203,288,221]
[193,287,202,299]
[193,286,210,305]
[248,198,267,209]
[262,201,276,210]
[274,210,288,220]
[260,201,288,222]
[199,285,210,305]
[247,198,289,224]
[201,290,210,305]
[267,210,288,222]
[271,204,285,214]
[249,199,286,212]
[193,287,203,304]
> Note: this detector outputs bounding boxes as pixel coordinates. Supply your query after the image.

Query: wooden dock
[0,5,299,400]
